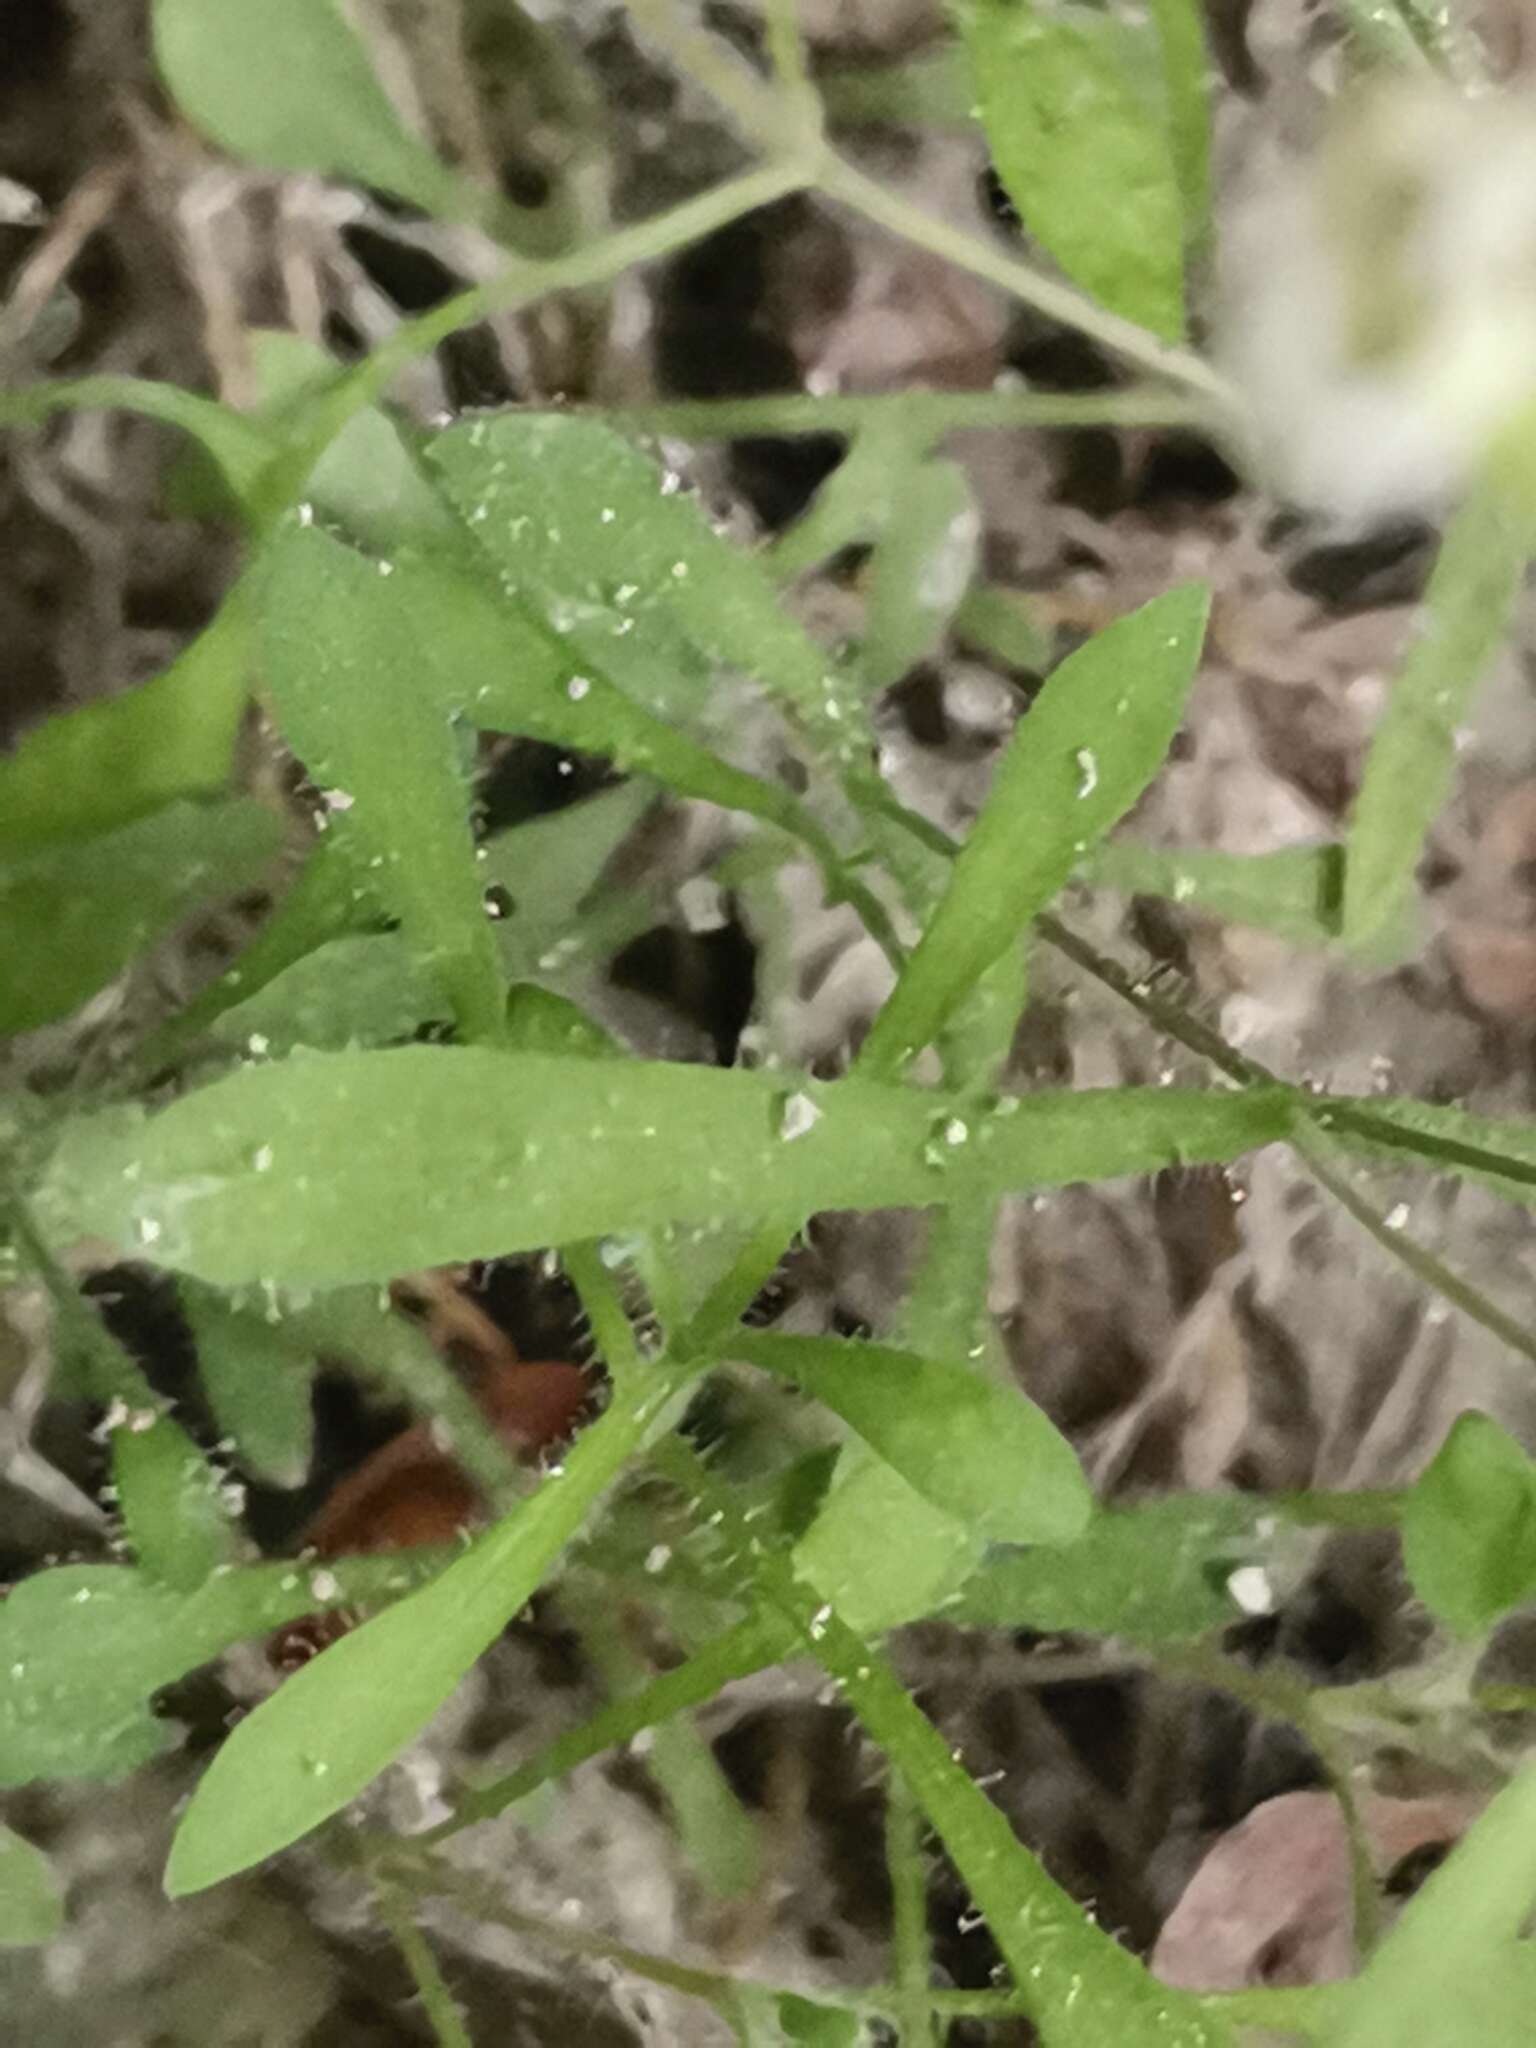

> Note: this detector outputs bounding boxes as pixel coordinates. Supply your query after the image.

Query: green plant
[8,3,1536,2043]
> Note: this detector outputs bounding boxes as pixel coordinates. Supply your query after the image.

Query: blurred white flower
[1221,80,1536,522]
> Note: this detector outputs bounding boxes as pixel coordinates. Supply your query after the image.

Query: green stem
[886,1770,936,2046]
[372,1878,476,2048]
[578,384,1212,445]
[1035,913,1536,1372]
[1296,1133,1536,1374]
[623,0,790,145]
[423,1613,789,1840]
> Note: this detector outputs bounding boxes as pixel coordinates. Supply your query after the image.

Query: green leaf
[258,520,505,1042]
[181,1280,316,1487]
[503,983,623,1059]
[137,835,383,1073]
[1085,841,1343,944]
[112,1411,239,1590]
[0,1825,64,1949]
[793,1449,987,1634]
[206,931,442,1057]
[0,598,250,859]
[1401,1412,1536,1636]
[153,0,470,222]
[481,782,657,939]
[861,458,980,690]
[963,0,1187,338]
[0,796,283,1036]
[252,331,449,552]
[734,1333,1091,1545]
[770,418,923,584]
[951,1493,1290,1642]
[955,583,1052,674]
[777,1993,861,2046]
[1147,0,1213,263]
[422,412,862,751]
[38,1048,1293,1287]
[1325,1760,1536,2048]
[860,584,1210,1076]
[0,1555,438,1789]
[1343,479,1528,945]
[164,1362,687,1895]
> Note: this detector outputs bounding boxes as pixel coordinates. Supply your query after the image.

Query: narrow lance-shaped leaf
[859,583,1210,1077]
[37,1046,1293,1287]
[136,831,384,1073]
[423,411,865,752]
[205,931,442,1058]
[861,457,980,691]
[734,1332,1091,1546]
[1342,478,1528,945]
[112,1410,239,1591]
[0,1826,64,1949]
[249,331,448,551]
[955,582,1052,673]
[153,0,472,225]
[164,1360,693,1896]
[258,520,505,1043]
[0,796,282,1037]
[0,594,251,858]
[962,0,1188,339]
[182,1279,317,1489]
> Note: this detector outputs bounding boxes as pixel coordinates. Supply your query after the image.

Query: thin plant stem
[573,383,1212,442]
[372,1878,476,2048]
[1035,913,1536,1371]
[1296,1133,1536,1373]
[419,1613,790,1841]
[761,0,821,138]
[885,1769,937,2046]
[623,0,789,145]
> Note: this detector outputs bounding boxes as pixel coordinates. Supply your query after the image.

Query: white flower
[1221,81,1536,521]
